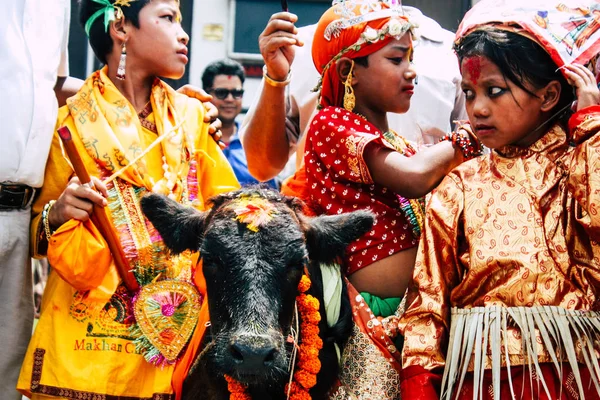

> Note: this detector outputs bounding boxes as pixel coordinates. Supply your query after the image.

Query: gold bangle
[263,65,291,88]
[42,200,56,241]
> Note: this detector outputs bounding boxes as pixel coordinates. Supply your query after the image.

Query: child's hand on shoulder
[563,63,600,111]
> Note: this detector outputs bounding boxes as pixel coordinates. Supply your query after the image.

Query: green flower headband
[84,0,135,36]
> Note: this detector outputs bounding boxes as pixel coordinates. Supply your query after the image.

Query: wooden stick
[57,126,139,292]
[281,0,288,12]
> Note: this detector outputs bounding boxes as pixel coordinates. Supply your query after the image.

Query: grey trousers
[0,209,34,400]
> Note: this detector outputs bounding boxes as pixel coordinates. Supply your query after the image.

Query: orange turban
[312,1,414,108]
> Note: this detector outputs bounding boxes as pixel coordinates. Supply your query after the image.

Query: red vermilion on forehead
[464,56,483,85]
[227,75,233,80]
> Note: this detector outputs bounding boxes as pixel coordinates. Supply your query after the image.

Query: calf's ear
[304,210,374,264]
[140,193,207,254]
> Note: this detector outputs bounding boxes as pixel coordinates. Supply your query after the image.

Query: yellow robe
[17,70,239,399]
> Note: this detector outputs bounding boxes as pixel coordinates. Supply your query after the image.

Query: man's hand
[177,85,225,149]
[259,12,304,82]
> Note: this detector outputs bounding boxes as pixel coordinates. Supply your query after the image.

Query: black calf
[141,187,374,399]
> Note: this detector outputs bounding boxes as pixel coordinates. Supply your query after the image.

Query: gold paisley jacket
[401,106,600,377]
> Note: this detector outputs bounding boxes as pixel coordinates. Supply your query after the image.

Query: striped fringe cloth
[440,306,600,400]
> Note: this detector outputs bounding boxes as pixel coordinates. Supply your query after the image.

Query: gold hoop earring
[343,61,356,112]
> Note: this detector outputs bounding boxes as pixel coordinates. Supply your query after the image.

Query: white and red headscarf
[456,0,600,78]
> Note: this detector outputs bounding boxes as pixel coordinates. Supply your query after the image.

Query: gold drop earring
[343,61,356,112]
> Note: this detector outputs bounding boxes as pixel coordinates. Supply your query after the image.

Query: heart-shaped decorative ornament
[133,280,202,363]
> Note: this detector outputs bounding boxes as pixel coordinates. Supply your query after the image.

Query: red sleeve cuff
[400,365,442,400]
[568,105,600,140]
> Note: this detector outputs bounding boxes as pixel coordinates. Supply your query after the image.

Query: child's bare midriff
[348,246,417,298]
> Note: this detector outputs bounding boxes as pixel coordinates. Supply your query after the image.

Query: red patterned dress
[304,106,423,275]
[303,106,425,399]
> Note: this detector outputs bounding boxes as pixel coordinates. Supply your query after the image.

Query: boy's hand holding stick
[57,126,140,292]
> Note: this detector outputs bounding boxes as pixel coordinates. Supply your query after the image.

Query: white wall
[188,0,230,88]
[188,0,261,110]
[187,0,482,108]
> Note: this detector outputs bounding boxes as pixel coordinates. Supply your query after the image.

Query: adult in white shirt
[0,1,78,398]
[240,7,467,182]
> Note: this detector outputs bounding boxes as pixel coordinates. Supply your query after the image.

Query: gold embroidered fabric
[338,325,402,399]
[333,282,403,400]
[401,119,600,374]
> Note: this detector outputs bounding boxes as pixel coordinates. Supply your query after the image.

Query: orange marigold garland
[224,374,252,400]
[226,273,322,400]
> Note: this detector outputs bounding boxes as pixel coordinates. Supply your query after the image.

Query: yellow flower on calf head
[229,195,278,232]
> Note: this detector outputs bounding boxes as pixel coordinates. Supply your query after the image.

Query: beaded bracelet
[42,200,56,241]
[439,126,483,160]
[398,196,424,238]
[263,65,292,88]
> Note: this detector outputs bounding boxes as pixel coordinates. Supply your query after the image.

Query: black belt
[0,183,36,209]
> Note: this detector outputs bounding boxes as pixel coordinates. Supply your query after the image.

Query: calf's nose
[229,342,277,369]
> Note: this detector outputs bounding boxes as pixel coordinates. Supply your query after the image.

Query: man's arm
[240,12,303,182]
[54,76,84,107]
[241,81,292,181]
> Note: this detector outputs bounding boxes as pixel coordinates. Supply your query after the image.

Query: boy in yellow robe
[17,0,238,398]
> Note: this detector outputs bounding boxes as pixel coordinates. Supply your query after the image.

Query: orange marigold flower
[297,293,308,305]
[286,381,303,394]
[303,311,321,325]
[301,331,321,344]
[224,375,251,399]
[307,335,323,350]
[291,391,312,400]
[295,369,318,389]
[302,295,320,312]
[301,323,319,337]
[299,346,319,360]
[224,375,246,391]
[298,275,311,292]
[316,335,324,347]
[298,357,321,374]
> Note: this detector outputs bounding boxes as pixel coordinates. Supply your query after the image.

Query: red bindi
[227,75,233,80]
[464,57,482,85]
